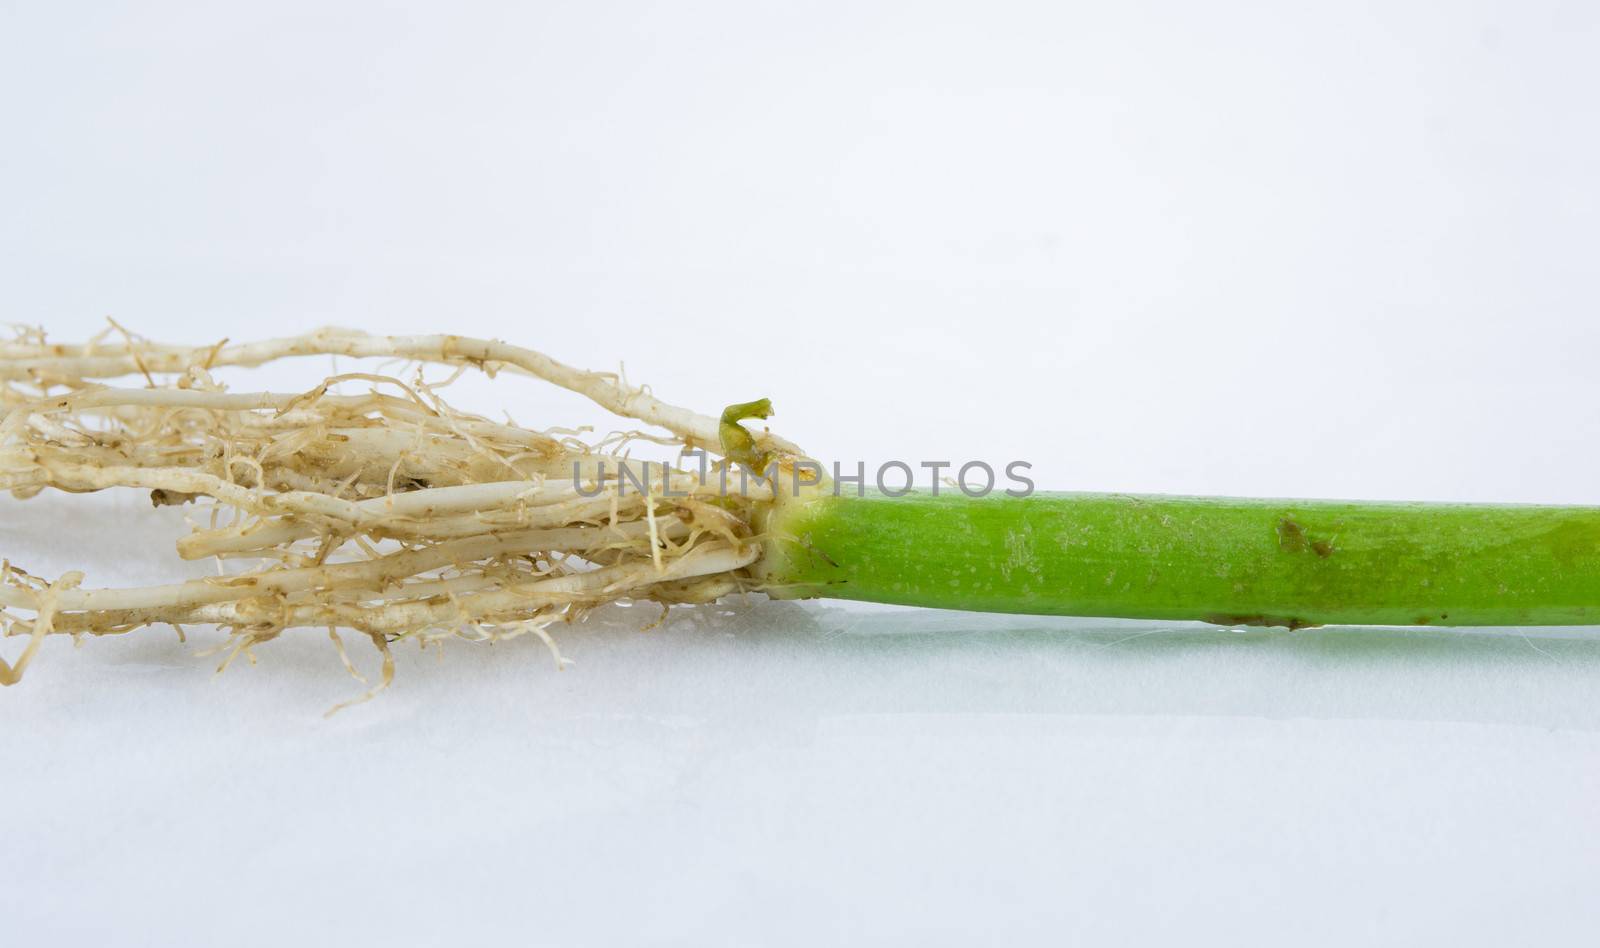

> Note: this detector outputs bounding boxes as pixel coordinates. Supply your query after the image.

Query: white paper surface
[4,2,1599,944]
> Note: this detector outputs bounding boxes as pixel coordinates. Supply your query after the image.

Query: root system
[0,324,800,706]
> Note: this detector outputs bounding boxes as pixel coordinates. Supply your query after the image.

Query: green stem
[760,492,1600,627]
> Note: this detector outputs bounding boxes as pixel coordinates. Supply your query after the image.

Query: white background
[4,1,1599,944]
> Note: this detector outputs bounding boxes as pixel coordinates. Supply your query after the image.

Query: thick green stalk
[760,492,1600,627]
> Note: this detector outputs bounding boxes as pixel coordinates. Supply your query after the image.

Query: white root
[0,324,802,693]
[0,519,691,614]
[0,327,801,456]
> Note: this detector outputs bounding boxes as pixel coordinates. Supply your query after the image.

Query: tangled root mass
[0,324,799,707]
